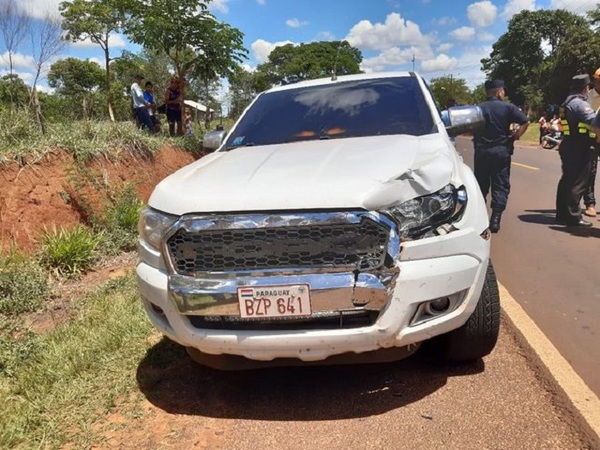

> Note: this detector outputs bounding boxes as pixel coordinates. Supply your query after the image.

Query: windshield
[224,77,437,150]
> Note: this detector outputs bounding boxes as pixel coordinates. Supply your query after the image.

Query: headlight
[384,184,467,240]
[138,206,178,249]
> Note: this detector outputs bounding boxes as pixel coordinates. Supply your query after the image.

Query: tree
[122,0,247,132]
[47,58,105,120]
[429,75,471,108]
[482,9,600,108]
[471,84,487,104]
[29,13,66,133]
[254,40,363,87]
[227,65,259,119]
[0,74,28,108]
[60,0,124,121]
[0,0,31,108]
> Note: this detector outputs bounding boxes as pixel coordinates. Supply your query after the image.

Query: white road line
[499,282,600,447]
[512,162,540,171]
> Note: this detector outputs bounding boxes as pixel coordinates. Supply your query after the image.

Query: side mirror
[446,105,485,137]
[202,129,227,152]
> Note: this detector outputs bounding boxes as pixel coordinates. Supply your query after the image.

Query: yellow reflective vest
[560,95,596,139]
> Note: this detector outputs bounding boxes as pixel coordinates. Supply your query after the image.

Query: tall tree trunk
[82,95,89,120]
[105,47,114,122]
[29,87,46,134]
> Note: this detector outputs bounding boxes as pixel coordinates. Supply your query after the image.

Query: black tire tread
[438,261,501,362]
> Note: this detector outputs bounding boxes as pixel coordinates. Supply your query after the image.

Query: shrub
[0,251,49,314]
[39,225,102,277]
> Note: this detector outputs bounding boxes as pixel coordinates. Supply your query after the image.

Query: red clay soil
[0,146,196,254]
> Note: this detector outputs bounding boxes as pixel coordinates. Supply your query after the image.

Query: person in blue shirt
[130,74,153,132]
[143,81,160,133]
[556,74,597,227]
[472,80,530,233]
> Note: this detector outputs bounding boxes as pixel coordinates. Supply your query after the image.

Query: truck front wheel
[432,261,501,362]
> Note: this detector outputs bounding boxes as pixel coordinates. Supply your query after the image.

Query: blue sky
[1,0,598,95]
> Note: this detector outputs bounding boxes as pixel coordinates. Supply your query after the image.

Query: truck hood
[149,134,459,215]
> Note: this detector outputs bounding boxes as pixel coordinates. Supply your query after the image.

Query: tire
[541,140,557,149]
[434,261,500,362]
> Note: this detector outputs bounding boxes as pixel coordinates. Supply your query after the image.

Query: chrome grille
[166,218,390,275]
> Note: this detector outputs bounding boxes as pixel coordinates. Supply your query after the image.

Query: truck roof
[265,71,417,93]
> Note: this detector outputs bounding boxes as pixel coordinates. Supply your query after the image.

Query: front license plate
[237,285,312,319]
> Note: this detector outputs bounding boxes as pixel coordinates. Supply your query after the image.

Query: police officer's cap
[484,79,504,90]
[570,74,590,91]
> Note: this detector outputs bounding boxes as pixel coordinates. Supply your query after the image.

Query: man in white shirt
[130,74,153,132]
[583,68,600,217]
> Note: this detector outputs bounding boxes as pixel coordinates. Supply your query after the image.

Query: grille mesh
[166,219,390,274]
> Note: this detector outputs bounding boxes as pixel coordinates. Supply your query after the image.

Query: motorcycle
[541,129,562,149]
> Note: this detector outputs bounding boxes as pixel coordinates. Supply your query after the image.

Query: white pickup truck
[137,71,499,369]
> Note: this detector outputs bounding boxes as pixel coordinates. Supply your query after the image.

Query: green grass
[0,274,154,449]
[0,108,203,165]
[520,122,541,144]
[0,250,50,314]
[39,225,103,277]
[99,184,145,254]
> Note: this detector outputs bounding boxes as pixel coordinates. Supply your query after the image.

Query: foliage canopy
[482,9,600,109]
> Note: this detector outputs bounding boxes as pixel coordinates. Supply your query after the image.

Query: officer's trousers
[474,145,511,212]
[556,139,593,223]
[583,144,598,208]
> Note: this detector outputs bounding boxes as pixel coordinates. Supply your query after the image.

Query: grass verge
[0,273,154,449]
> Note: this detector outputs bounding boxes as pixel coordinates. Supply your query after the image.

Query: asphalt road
[455,136,600,398]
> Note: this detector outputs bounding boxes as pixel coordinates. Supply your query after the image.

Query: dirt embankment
[0,147,196,254]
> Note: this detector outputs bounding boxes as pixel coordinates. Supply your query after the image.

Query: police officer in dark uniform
[556,74,597,227]
[473,80,530,233]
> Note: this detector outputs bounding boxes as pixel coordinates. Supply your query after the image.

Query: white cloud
[0,69,34,83]
[467,1,497,27]
[421,54,459,72]
[0,52,36,71]
[36,83,54,93]
[71,34,127,49]
[345,13,433,51]
[433,17,457,27]
[209,0,230,13]
[478,32,495,41]
[286,18,309,28]
[437,43,454,53]
[361,45,434,72]
[450,26,476,41]
[251,39,295,64]
[447,45,492,89]
[15,0,61,20]
[257,0,266,4]
[502,0,536,20]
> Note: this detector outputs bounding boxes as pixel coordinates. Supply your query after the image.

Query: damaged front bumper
[136,209,490,362]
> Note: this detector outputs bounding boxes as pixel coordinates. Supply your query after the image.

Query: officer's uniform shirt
[473,98,529,150]
[563,94,596,141]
